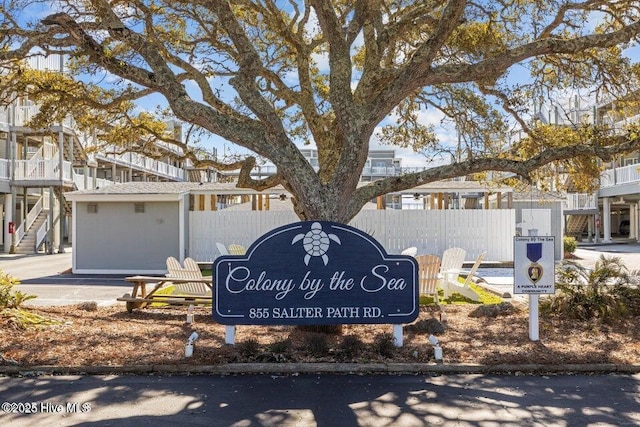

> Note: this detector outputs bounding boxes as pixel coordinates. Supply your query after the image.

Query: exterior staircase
[14,211,49,254]
[54,187,73,216]
[566,214,589,237]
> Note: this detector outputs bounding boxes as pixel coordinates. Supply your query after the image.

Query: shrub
[303,333,330,357]
[616,283,640,316]
[0,272,33,309]
[339,335,365,359]
[563,236,578,254]
[541,255,636,323]
[268,339,292,355]
[0,271,56,328]
[235,339,262,359]
[373,333,396,358]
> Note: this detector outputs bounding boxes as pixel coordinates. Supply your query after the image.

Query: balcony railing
[0,108,8,126]
[602,113,640,134]
[13,159,72,181]
[363,166,400,176]
[222,164,434,178]
[564,193,597,211]
[600,163,640,188]
[97,151,186,181]
[72,172,115,191]
[14,106,38,127]
[12,105,75,128]
[0,160,10,180]
[27,55,65,72]
[35,217,49,252]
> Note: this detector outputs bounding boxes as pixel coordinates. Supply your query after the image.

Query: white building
[539,95,640,243]
[0,55,213,254]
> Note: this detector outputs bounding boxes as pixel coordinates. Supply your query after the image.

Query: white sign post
[514,236,555,341]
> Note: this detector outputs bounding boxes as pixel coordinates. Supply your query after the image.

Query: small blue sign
[213,221,419,325]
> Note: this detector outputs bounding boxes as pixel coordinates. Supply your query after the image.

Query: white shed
[65,181,290,274]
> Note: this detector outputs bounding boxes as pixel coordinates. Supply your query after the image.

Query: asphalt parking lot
[0,249,130,306]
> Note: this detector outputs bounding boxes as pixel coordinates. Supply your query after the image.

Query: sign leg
[225,325,236,345]
[393,324,403,347]
[529,294,539,341]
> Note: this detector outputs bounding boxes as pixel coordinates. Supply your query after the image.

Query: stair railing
[35,217,50,252]
[13,197,44,247]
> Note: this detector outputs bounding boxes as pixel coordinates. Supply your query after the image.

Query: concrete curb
[2,363,640,376]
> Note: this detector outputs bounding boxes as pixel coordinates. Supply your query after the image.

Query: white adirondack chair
[401,246,418,257]
[216,242,229,256]
[440,251,485,301]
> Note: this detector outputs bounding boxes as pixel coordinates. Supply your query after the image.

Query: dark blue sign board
[213,221,419,325]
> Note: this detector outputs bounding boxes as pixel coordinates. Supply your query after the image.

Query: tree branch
[345,134,640,220]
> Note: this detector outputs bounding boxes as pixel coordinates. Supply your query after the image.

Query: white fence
[189,209,515,263]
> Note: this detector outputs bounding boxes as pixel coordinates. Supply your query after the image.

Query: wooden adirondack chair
[416,254,441,305]
[227,244,246,255]
[166,256,211,296]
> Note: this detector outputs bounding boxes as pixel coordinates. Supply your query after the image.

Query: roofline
[65,193,186,202]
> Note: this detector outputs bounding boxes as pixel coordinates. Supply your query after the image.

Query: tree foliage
[2,0,640,222]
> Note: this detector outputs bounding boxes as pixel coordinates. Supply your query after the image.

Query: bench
[118,275,213,313]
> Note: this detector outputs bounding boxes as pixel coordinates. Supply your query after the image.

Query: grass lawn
[419,281,502,306]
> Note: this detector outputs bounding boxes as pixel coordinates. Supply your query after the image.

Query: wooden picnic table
[118,275,213,312]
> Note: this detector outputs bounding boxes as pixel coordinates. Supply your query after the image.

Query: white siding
[75,201,180,272]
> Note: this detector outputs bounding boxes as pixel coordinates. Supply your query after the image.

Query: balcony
[0,160,10,180]
[12,105,75,128]
[96,151,186,181]
[564,193,597,213]
[600,163,640,188]
[12,159,72,183]
[0,109,8,128]
[363,166,400,176]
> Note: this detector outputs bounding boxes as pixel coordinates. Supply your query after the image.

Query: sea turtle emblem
[291,222,341,266]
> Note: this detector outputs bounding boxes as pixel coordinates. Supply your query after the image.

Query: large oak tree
[2,0,640,223]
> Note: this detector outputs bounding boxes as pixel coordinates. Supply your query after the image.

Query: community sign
[213,221,419,325]
[513,236,555,294]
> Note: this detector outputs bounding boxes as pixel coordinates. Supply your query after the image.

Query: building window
[189,194,195,211]
[198,194,205,211]
[134,203,145,213]
[87,203,97,214]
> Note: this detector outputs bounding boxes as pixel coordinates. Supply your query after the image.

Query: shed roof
[65,181,289,202]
